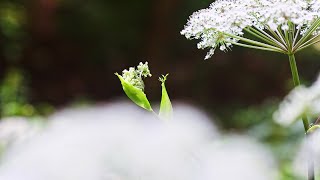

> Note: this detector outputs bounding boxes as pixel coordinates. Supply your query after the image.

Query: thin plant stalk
[249,27,287,50]
[288,54,309,131]
[224,32,286,53]
[228,41,285,52]
[244,28,286,50]
[288,54,314,180]
[296,38,320,52]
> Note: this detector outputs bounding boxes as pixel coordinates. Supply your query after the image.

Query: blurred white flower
[0,117,41,148]
[181,0,320,59]
[273,74,320,126]
[0,102,276,180]
[294,130,320,178]
[196,135,277,180]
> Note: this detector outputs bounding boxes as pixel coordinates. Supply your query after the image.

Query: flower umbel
[182,1,320,179]
[181,0,320,59]
[121,62,151,91]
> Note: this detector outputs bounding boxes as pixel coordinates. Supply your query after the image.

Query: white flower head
[181,0,320,59]
[121,62,152,90]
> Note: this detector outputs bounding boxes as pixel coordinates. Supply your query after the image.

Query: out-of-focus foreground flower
[0,102,276,180]
[0,117,40,150]
[294,130,320,178]
[273,74,320,126]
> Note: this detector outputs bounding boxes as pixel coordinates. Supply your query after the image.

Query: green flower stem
[288,23,294,44]
[249,27,287,50]
[288,54,309,131]
[225,33,286,53]
[285,31,290,49]
[293,26,301,46]
[228,41,284,52]
[284,28,290,46]
[266,26,287,47]
[298,34,320,48]
[288,54,300,86]
[294,18,320,50]
[206,27,283,52]
[276,29,288,47]
[295,36,320,52]
[288,54,314,180]
[296,39,320,52]
[244,28,286,50]
[244,29,277,46]
[286,23,295,50]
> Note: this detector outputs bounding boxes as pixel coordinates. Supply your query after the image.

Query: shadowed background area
[1,0,320,130]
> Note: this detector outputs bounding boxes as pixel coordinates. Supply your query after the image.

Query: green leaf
[115,73,153,111]
[159,74,173,120]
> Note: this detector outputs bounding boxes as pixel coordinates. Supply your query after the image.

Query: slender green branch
[248,27,287,51]
[288,54,310,132]
[288,22,294,45]
[295,38,320,52]
[287,22,295,51]
[228,41,284,52]
[294,18,320,49]
[246,28,286,50]
[284,29,291,50]
[293,25,301,47]
[299,34,320,47]
[276,28,288,47]
[224,33,286,53]
[266,25,286,46]
[244,28,280,48]
[294,35,320,52]
[288,53,315,180]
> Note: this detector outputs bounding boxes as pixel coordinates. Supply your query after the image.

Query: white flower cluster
[273,74,320,126]
[181,0,320,59]
[121,62,151,90]
[255,0,314,30]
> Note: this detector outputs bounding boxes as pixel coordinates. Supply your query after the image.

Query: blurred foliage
[0,1,27,62]
[279,163,301,180]
[0,68,53,117]
[0,68,32,116]
[221,99,306,179]
[56,0,152,61]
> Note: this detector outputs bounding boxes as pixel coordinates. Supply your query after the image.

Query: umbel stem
[288,54,310,132]
[288,54,314,180]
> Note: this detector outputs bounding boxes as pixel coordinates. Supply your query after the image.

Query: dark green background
[0,0,320,130]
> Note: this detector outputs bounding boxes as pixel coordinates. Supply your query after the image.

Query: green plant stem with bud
[116,62,173,121]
